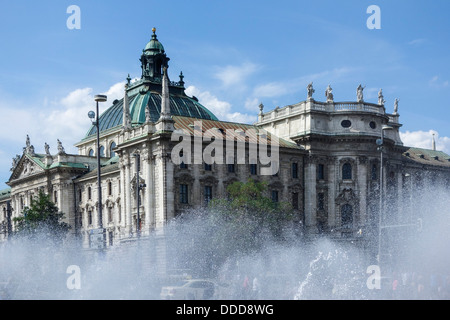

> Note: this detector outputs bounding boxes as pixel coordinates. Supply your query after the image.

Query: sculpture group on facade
[304,83,398,111]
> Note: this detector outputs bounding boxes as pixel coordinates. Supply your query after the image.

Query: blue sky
[1,0,450,189]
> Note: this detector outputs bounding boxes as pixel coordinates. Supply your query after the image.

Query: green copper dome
[83,29,218,138]
[85,91,218,137]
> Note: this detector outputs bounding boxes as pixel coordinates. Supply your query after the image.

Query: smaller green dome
[144,28,165,55]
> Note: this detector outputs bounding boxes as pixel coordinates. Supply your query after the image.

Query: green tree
[210,179,294,253]
[13,191,71,242]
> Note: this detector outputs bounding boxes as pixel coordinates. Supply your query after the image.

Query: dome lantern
[140,28,170,81]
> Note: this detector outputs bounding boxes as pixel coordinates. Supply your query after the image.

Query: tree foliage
[210,178,295,241]
[13,191,71,243]
[176,179,296,276]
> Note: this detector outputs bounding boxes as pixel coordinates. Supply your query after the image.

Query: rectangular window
[271,190,279,203]
[228,164,235,173]
[180,184,188,204]
[371,164,378,180]
[88,210,92,225]
[250,164,257,175]
[317,164,325,180]
[204,163,212,171]
[318,192,325,210]
[292,192,299,210]
[292,163,298,179]
[204,186,212,206]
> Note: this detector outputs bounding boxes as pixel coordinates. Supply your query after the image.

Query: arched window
[88,149,94,157]
[99,146,105,157]
[342,163,352,180]
[341,204,353,228]
[110,142,117,157]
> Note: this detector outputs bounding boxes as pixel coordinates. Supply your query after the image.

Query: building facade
[1,30,450,258]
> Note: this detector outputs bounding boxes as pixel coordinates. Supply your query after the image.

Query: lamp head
[88,110,95,119]
[94,94,107,102]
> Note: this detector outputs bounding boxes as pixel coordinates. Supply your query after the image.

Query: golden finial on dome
[152,27,156,34]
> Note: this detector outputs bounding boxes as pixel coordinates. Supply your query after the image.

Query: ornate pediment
[9,154,45,182]
[130,174,146,193]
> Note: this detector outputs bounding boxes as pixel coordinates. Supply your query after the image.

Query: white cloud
[408,38,426,46]
[253,82,289,98]
[185,85,255,124]
[0,82,126,157]
[429,76,449,88]
[213,62,259,88]
[400,130,450,154]
[244,97,260,112]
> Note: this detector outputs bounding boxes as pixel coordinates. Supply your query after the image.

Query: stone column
[327,157,337,228]
[165,152,175,221]
[304,155,317,235]
[144,150,154,234]
[154,147,165,229]
[124,153,132,236]
[358,157,368,227]
[119,157,126,231]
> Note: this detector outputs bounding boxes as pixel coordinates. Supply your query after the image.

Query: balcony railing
[258,100,385,123]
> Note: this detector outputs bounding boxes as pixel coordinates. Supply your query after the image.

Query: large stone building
[1,30,450,260]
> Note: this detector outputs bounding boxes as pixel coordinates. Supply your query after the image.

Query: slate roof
[402,147,450,168]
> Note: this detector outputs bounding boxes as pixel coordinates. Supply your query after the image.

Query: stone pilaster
[358,156,368,227]
[304,155,317,234]
[144,149,154,234]
[327,157,337,228]
[124,153,132,236]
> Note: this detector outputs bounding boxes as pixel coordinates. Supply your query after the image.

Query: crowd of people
[385,271,450,300]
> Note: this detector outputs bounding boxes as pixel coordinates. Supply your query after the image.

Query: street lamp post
[88,94,107,249]
[376,125,393,264]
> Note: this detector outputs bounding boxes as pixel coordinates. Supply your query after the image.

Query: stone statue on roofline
[57,139,66,155]
[44,142,50,155]
[394,98,399,114]
[23,134,35,156]
[307,82,315,99]
[325,84,334,103]
[356,84,365,102]
[11,154,20,172]
[378,89,385,105]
